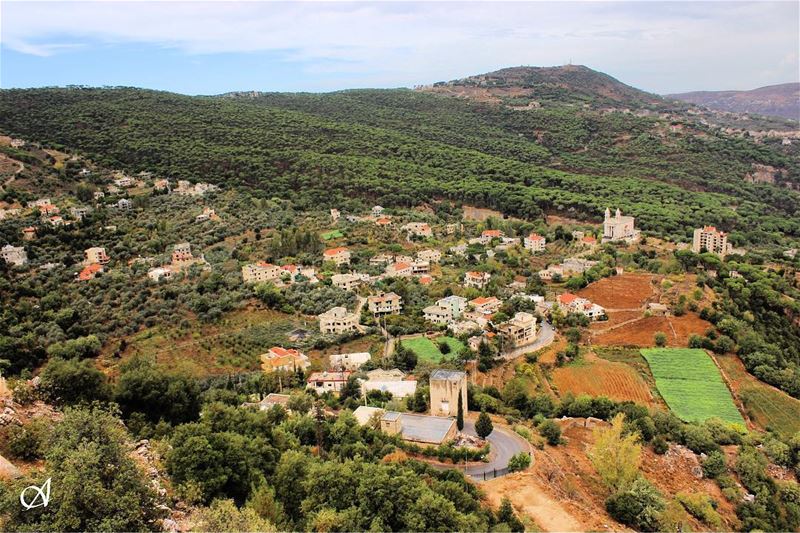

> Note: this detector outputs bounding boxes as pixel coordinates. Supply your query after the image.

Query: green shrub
[507,452,531,473]
[538,419,562,446]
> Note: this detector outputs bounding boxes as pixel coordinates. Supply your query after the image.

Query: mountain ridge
[667,82,800,121]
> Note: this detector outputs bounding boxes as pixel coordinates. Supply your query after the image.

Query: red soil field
[577,273,661,309]
[551,354,657,405]
[592,313,711,347]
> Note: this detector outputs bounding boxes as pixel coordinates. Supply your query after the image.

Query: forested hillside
[0,76,799,247]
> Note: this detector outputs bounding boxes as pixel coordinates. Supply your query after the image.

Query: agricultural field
[716,354,800,437]
[577,273,661,309]
[400,335,465,363]
[592,313,711,347]
[550,352,658,405]
[641,348,744,425]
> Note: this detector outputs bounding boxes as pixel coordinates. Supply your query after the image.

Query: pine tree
[497,497,524,532]
[456,393,464,431]
[475,410,493,439]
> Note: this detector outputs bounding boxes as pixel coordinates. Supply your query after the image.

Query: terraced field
[641,348,744,425]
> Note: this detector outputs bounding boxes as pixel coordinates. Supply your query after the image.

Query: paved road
[461,421,531,479]
[500,320,555,360]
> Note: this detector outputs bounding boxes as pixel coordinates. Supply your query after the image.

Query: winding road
[460,420,532,480]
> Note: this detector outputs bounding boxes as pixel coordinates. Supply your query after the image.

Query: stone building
[429,369,468,417]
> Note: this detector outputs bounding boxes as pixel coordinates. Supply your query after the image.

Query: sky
[1,1,798,95]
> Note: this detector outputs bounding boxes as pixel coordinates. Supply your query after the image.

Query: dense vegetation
[1,84,799,247]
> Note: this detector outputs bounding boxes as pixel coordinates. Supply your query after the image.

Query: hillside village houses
[692,226,732,257]
[239,262,281,284]
[1,244,27,266]
[371,206,384,217]
[497,312,538,348]
[449,243,468,257]
[416,249,442,263]
[116,199,132,210]
[323,247,351,266]
[260,347,310,373]
[171,242,206,270]
[21,227,36,241]
[464,271,491,289]
[153,178,170,191]
[331,273,363,291]
[538,257,598,281]
[579,235,598,248]
[423,295,468,325]
[368,292,403,316]
[557,293,606,320]
[468,296,502,318]
[147,266,174,282]
[113,175,134,188]
[330,208,340,222]
[47,215,66,227]
[360,373,418,399]
[70,206,91,221]
[195,207,217,222]
[78,262,103,281]
[306,371,352,395]
[329,352,371,371]
[476,229,504,245]
[429,369,468,417]
[524,233,546,253]
[379,411,456,446]
[175,180,218,196]
[385,261,413,278]
[38,203,60,217]
[602,207,641,243]
[401,222,433,239]
[318,306,360,334]
[84,247,110,265]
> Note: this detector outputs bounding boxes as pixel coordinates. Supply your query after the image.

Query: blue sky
[1,1,798,95]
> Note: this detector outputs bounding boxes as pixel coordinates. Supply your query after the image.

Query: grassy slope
[641,348,744,425]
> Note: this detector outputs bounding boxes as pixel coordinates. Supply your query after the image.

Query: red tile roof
[324,247,348,256]
[78,263,103,281]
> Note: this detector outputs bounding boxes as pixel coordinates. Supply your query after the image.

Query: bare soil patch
[577,273,661,309]
[592,313,711,347]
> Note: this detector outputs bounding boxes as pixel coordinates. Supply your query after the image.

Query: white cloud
[1,1,798,92]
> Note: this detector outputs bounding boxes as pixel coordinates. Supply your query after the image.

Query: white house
[307,371,352,395]
[0,245,27,266]
[602,208,640,243]
[464,271,491,289]
[329,352,371,371]
[318,306,360,334]
[524,233,546,253]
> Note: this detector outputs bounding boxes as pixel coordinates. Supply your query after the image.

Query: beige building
[329,352,371,371]
[401,222,433,238]
[368,292,402,316]
[478,229,504,245]
[242,262,282,284]
[464,271,491,289]
[306,371,352,395]
[330,208,340,222]
[260,347,310,373]
[416,249,442,263]
[497,312,538,348]
[318,306,360,334]
[602,208,640,243]
[1,245,27,266]
[692,226,732,257]
[331,273,362,291]
[524,233,546,253]
[429,369,468,417]
[147,266,173,282]
[21,227,36,241]
[323,247,351,266]
[385,261,413,278]
[84,247,110,265]
[469,296,502,316]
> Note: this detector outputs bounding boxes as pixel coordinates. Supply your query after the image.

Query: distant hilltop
[419,64,669,109]
[667,83,800,121]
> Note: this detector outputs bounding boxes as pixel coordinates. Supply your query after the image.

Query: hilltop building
[329,352,371,371]
[602,208,640,243]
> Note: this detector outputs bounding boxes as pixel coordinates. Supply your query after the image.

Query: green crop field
[321,230,344,240]
[641,348,744,425]
[401,336,465,363]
